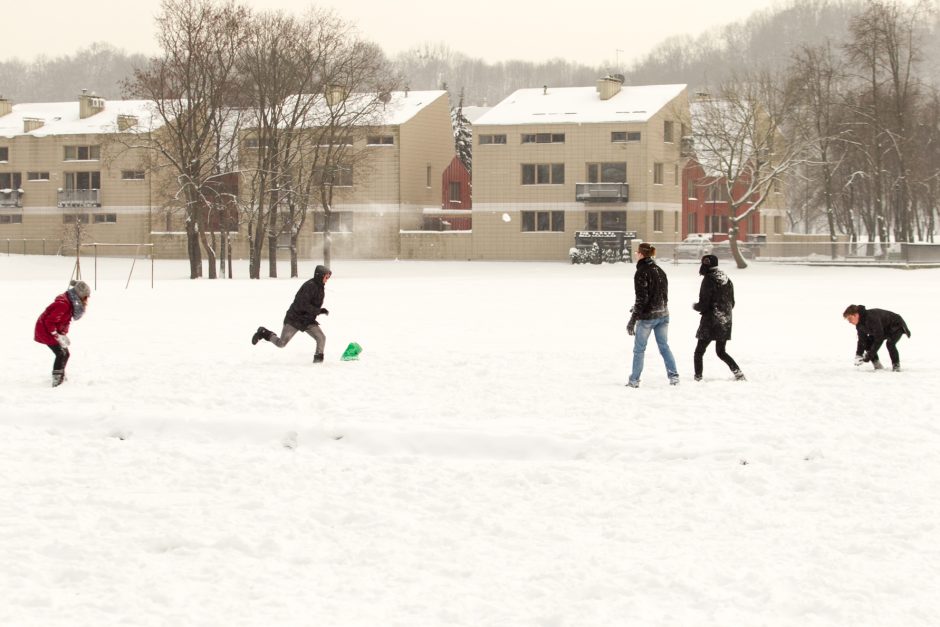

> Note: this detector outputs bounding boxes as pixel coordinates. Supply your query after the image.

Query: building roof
[0,99,163,138]
[281,90,447,129]
[474,83,687,126]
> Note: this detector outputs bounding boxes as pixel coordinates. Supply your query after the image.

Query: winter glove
[862,350,873,363]
[692,302,702,312]
[853,354,864,366]
[55,333,70,348]
[319,308,329,316]
[627,318,636,336]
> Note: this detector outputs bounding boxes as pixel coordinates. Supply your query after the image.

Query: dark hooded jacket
[631,257,669,320]
[693,267,735,341]
[853,305,911,357]
[284,265,330,329]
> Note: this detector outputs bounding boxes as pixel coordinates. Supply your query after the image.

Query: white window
[28,171,50,181]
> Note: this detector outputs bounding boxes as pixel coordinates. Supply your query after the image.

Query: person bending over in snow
[692,254,745,382]
[843,304,911,372]
[35,280,91,387]
[252,265,331,363]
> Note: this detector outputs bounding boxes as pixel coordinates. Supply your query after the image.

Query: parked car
[712,240,754,260]
[676,234,713,259]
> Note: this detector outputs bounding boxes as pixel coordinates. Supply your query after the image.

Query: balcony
[57,189,100,208]
[0,188,23,208]
[575,182,629,203]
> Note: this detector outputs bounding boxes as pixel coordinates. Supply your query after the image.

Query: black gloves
[692,302,701,312]
[319,308,329,316]
[627,318,636,336]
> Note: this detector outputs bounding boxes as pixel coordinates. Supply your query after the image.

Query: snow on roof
[280,90,447,128]
[0,99,164,138]
[461,106,491,124]
[474,84,687,126]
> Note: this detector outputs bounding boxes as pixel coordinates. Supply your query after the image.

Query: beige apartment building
[283,89,454,260]
[1,89,454,260]
[469,78,688,260]
[0,92,163,255]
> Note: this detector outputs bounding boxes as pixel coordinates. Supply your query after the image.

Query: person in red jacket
[35,280,91,387]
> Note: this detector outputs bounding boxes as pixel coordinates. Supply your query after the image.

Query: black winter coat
[284,264,330,329]
[693,268,735,341]
[854,306,911,356]
[631,257,669,320]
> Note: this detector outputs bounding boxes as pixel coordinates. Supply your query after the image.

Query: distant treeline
[5,0,929,107]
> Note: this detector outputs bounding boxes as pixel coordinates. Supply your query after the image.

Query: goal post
[77,243,155,289]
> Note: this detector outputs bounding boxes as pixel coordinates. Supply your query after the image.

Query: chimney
[79,89,106,119]
[23,117,45,132]
[325,84,348,107]
[117,114,138,131]
[596,75,624,101]
[0,95,12,117]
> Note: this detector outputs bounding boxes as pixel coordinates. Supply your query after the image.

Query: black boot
[251,326,272,345]
[313,353,324,363]
[52,369,65,387]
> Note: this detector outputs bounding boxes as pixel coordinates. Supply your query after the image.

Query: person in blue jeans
[626,242,679,387]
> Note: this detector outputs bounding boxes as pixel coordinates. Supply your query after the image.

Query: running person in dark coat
[692,255,745,381]
[843,304,911,372]
[252,265,331,363]
[35,280,91,387]
[626,242,679,387]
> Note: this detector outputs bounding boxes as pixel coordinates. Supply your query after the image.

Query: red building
[433,155,471,230]
[682,160,761,242]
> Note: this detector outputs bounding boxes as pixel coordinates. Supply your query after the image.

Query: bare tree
[123,0,248,279]
[298,40,400,267]
[790,41,851,256]
[685,70,811,268]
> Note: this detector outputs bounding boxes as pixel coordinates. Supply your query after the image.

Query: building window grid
[521,133,565,144]
[521,210,565,232]
[64,145,101,161]
[0,147,8,161]
[28,172,50,181]
[522,163,565,185]
[653,163,664,185]
[611,131,641,143]
[449,181,461,203]
[478,134,507,145]
[0,214,23,224]
[121,170,145,180]
[653,210,664,232]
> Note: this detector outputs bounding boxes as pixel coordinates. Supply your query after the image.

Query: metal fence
[4,238,63,256]
[650,240,940,265]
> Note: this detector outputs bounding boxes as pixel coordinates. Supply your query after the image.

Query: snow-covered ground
[1,254,938,626]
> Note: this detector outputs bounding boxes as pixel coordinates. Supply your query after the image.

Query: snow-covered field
[1,254,938,626]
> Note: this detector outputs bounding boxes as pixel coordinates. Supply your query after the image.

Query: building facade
[469,78,688,260]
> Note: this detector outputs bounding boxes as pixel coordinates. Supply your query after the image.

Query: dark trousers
[48,344,70,373]
[693,339,739,377]
[872,333,903,367]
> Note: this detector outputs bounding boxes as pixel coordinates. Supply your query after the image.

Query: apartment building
[469,78,688,260]
[1,89,454,261]
[298,89,454,259]
[0,92,163,254]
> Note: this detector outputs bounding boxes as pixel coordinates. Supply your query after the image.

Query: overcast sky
[9,0,785,66]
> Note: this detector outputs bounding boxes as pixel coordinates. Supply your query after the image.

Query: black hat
[699,254,718,275]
